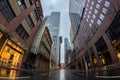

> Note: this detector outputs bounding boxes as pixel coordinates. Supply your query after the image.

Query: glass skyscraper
[45,12,60,65]
[69,0,86,37]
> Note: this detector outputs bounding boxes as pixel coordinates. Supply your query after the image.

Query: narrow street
[1,67,120,80]
[0,68,85,80]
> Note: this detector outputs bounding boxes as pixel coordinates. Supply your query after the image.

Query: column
[103,33,119,63]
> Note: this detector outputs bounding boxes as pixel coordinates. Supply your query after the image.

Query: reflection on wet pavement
[60,69,65,80]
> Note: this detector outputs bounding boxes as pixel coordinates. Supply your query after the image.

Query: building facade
[71,0,120,70]
[35,27,52,70]
[0,0,43,68]
[69,0,86,38]
[45,12,60,67]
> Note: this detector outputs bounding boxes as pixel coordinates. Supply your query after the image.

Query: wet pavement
[0,67,120,80]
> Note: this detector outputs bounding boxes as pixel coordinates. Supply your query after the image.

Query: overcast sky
[41,0,70,63]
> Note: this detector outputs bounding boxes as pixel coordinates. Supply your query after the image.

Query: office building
[0,0,43,68]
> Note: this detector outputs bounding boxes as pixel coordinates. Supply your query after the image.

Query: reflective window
[89,23,92,27]
[96,4,100,9]
[98,0,102,3]
[97,19,102,25]
[18,0,26,10]
[86,19,88,22]
[0,0,15,22]
[90,6,93,10]
[94,9,98,14]
[89,11,91,15]
[87,15,90,19]
[99,14,104,20]
[33,9,39,21]
[87,0,90,3]
[104,1,110,7]
[102,7,108,14]
[92,14,96,19]
[87,4,89,7]
[25,15,34,29]
[15,24,29,41]
[91,1,94,6]
[91,19,94,24]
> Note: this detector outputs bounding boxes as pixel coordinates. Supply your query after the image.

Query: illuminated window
[0,32,3,38]
[104,1,110,7]
[5,46,10,52]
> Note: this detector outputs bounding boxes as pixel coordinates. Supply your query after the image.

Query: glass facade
[45,12,60,63]
[69,0,86,36]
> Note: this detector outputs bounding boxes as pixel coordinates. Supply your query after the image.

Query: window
[95,37,107,52]
[87,15,90,19]
[104,1,110,7]
[92,14,96,19]
[15,24,29,41]
[87,0,90,3]
[33,9,39,21]
[91,1,94,6]
[99,14,105,20]
[106,11,120,42]
[89,23,92,27]
[89,11,91,15]
[96,4,100,9]
[102,7,108,14]
[86,8,88,11]
[90,6,93,10]
[0,0,15,22]
[25,15,34,29]
[91,19,94,24]
[18,0,26,10]
[0,31,3,38]
[29,0,35,5]
[86,19,88,22]
[94,9,98,14]
[87,4,89,7]
[98,0,102,3]
[97,19,102,25]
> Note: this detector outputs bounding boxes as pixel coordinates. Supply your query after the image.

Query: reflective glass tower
[69,0,86,37]
[45,12,60,65]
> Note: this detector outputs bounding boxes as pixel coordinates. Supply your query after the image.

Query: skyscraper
[69,0,120,71]
[69,0,86,37]
[64,38,70,54]
[45,12,60,67]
